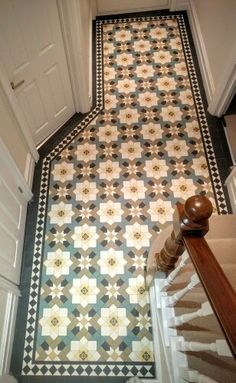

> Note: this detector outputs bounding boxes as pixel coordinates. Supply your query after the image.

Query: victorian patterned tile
[18,12,228,380]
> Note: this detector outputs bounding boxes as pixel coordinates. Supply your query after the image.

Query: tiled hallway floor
[12,10,231,383]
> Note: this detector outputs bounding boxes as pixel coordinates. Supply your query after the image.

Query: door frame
[0,0,93,162]
[0,276,20,376]
[57,0,93,114]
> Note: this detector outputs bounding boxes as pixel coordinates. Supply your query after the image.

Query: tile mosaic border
[21,12,228,378]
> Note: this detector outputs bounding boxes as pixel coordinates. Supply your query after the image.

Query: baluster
[156,229,185,271]
[162,273,199,307]
[169,301,213,326]
[155,195,213,272]
[176,337,232,357]
[160,251,189,291]
[153,252,189,310]
[179,367,219,382]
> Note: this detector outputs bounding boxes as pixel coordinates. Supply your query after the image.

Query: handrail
[153,195,236,358]
[184,235,236,358]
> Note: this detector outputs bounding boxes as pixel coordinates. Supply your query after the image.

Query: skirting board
[96,0,170,15]
[0,377,17,383]
[97,5,168,16]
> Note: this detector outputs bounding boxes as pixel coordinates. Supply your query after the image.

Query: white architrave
[57,0,93,114]
[0,62,39,163]
[24,152,36,190]
[91,0,98,19]
[0,277,20,376]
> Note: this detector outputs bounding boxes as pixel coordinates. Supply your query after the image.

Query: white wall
[193,0,236,87]
[188,0,236,115]
[97,0,170,14]
[0,86,29,177]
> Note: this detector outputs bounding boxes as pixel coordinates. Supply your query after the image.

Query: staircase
[147,195,236,382]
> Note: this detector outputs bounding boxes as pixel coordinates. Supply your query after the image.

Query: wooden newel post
[155,195,213,272]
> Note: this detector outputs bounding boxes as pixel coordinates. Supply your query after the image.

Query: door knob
[11,80,25,90]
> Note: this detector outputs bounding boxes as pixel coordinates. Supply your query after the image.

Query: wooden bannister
[156,195,212,271]
[154,195,236,358]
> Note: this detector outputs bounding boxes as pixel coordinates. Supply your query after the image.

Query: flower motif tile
[124,223,152,250]
[52,162,75,183]
[118,107,139,124]
[98,305,130,340]
[72,224,99,250]
[97,124,119,142]
[148,200,174,224]
[75,142,98,162]
[68,337,100,361]
[127,275,149,307]
[21,13,228,379]
[130,338,154,362]
[165,138,189,158]
[48,201,74,226]
[120,141,142,161]
[69,275,99,307]
[39,305,71,340]
[98,249,126,277]
[122,179,146,201]
[141,122,162,141]
[97,160,121,181]
[144,158,169,178]
[44,249,72,278]
[97,200,123,225]
[74,180,98,203]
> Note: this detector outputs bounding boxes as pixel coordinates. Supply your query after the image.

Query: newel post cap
[184,195,213,223]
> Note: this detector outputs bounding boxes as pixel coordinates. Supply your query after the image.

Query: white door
[0,0,75,145]
[0,140,31,285]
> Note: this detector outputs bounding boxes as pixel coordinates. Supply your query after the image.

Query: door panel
[0,0,75,145]
[0,180,22,227]
[0,158,27,285]
[17,81,49,136]
[45,63,67,116]
[0,224,18,265]
[0,1,30,76]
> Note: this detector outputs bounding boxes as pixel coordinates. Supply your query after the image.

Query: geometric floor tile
[16,11,228,380]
